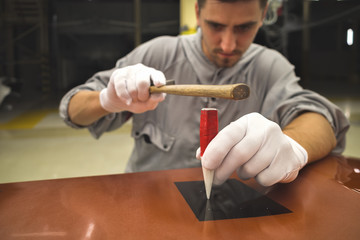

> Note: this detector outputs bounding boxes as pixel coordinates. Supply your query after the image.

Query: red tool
[200,108,218,156]
[200,108,218,199]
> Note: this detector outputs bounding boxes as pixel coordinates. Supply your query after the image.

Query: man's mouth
[219,53,234,58]
[216,50,241,58]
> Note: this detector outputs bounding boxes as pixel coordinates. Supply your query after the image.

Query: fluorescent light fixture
[347,28,354,46]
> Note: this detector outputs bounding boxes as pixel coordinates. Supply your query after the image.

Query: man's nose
[220,30,237,53]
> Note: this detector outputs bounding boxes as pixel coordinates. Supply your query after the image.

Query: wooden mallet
[149,83,250,100]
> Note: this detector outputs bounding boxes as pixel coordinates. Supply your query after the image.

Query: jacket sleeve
[59,68,133,139]
[256,49,350,154]
[59,36,179,139]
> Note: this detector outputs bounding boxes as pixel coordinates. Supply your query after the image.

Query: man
[60,0,349,187]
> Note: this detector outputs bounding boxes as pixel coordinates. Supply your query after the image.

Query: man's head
[197,0,268,11]
[196,0,268,68]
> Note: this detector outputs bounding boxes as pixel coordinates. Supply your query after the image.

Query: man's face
[196,0,266,68]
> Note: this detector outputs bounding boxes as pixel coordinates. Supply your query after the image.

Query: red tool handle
[200,108,218,157]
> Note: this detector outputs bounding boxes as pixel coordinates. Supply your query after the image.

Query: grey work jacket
[59,30,349,173]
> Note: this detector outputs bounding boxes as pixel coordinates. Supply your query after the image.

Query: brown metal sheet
[0,155,359,239]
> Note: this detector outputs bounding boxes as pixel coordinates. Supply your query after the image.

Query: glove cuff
[284,135,308,168]
[281,135,308,183]
[99,88,115,113]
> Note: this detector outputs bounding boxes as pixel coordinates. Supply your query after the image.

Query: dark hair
[197,0,268,10]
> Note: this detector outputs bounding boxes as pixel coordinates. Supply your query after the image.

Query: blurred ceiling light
[347,28,354,46]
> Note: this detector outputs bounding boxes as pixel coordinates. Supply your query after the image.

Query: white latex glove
[196,112,308,187]
[99,64,166,113]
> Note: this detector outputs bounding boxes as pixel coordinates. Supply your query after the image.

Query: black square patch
[175,179,291,221]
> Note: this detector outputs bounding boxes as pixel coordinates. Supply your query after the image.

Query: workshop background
[0,0,359,183]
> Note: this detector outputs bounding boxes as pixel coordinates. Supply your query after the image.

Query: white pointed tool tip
[206,190,211,200]
[202,167,214,200]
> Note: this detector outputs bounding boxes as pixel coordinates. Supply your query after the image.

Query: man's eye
[235,25,252,33]
[210,23,223,31]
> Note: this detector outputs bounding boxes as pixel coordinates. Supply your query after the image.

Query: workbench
[1,155,359,239]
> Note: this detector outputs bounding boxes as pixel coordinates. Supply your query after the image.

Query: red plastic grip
[200,108,218,157]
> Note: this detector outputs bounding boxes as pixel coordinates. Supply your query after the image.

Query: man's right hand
[99,64,166,113]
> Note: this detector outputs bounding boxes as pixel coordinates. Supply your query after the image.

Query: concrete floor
[0,95,359,184]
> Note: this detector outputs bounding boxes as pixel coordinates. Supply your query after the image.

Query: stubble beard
[211,49,242,68]
[202,36,242,68]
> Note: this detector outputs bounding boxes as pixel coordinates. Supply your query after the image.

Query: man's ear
[195,2,200,26]
[260,2,269,27]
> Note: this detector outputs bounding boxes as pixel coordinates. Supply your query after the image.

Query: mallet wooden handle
[149,83,250,100]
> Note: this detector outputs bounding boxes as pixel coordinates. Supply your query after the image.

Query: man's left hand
[196,112,308,186]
